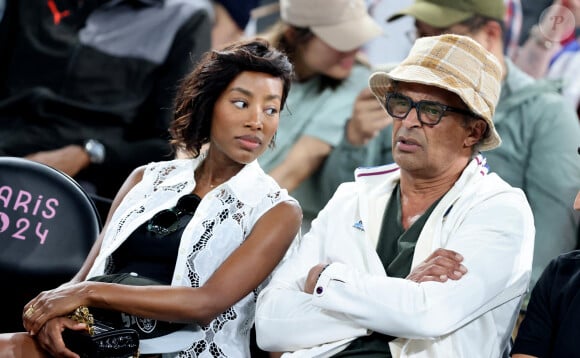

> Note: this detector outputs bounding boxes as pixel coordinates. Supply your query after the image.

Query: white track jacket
[255,155,535,358]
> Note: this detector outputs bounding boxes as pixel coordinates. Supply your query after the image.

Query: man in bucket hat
[321,0,580,307]
[255,34,535,357]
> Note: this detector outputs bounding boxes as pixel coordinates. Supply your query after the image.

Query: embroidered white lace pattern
[178,189,286,357]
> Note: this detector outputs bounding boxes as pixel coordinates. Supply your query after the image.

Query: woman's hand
[22,283,89,335]
[406,248,467,283]
[35,317,88,358]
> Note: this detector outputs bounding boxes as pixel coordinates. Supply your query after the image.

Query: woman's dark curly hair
[170,38,294,158]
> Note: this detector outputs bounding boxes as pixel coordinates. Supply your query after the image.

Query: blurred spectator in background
[0,0,212,204]
[362,0,523,66]
[256,0,382,231]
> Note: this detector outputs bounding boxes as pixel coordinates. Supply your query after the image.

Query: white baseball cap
[280,0,383,51]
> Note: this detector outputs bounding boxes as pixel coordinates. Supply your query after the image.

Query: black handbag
[62,306,140,358]
[62,273,187,357]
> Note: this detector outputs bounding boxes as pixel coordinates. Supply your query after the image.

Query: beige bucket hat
[369,34,503,151]
[280,0,383,52]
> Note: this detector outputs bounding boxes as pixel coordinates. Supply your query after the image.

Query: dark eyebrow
[229,87,281,101]
[229,87,252,97]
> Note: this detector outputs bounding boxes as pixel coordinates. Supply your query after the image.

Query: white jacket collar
[156,157,274,208]
[352,154,489,250]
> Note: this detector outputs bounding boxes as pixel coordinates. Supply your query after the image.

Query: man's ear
[464,119,487,147]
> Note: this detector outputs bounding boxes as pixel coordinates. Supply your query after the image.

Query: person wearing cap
[255,34,534,357]
[321,0,580,306]
[255,0,382,232]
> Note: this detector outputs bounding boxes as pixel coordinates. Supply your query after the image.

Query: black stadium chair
[0,157,101,332]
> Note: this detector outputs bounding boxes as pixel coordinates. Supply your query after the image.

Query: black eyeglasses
[147,194,201,237]
[385,92,479,126]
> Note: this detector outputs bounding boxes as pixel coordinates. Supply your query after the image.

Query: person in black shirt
[511,156,580,358]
